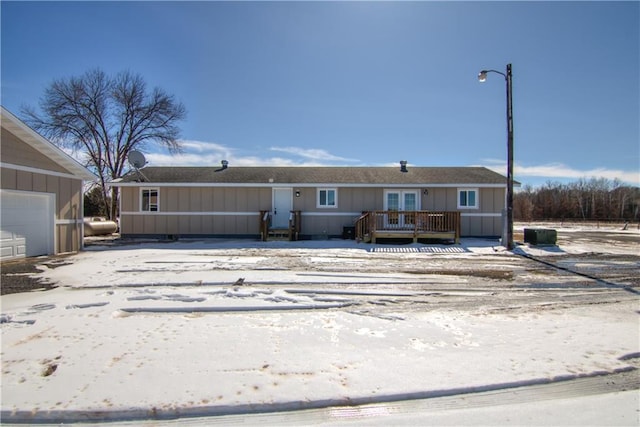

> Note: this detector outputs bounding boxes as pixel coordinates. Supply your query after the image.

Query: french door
[384,190,419,228]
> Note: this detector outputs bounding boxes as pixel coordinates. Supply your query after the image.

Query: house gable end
[1,107,96,181]
[1,127,71,174]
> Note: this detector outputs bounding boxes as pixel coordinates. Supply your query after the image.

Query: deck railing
[289,210,301,241]
[355,211,460,243]
[355,212,372,243]
[259,210,302,241]
[259,210,270,241]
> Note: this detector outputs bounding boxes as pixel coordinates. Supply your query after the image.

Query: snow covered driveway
[1,232,639,424]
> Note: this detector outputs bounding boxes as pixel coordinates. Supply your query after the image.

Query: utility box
[524,228,557,245]
[343,226,355,240]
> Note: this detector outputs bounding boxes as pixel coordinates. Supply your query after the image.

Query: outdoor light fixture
[295,190,301,197]
[478,63,514,250]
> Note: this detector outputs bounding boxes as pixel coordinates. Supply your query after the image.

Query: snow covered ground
[1,228,639,425]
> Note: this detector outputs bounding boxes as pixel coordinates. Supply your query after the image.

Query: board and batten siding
[2,107,95,259]
[1,157,84,254]
[295,186,504,237]
[119,186,272,236]
[423,187,504,236]
[120,185,505,238]
[291,187,380,237]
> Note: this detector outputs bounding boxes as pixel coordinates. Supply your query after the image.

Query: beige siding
[459,215,502,237]
[0,168,84,253]
[293,187,380,213]
[59,177,72,220]
[166,216,179,235]
[122,186,272,214]
[121,213,261,236]
[46,175,59,194]
[424,187,505,213]
[56,223,81,254]
[120,186,269,236]
[1,167,17,188]
[16,170,32,191]
[1,128,70,174]
[424,188,455,210]
[291,187,373,236]
[422,187,504,236]
[478,188,504,213]
[302,214,362,237]
[119,185,505,237]
[33,173,47,192]
[122,186,136,212]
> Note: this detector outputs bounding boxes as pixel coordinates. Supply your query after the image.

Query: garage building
[1,107,96,260]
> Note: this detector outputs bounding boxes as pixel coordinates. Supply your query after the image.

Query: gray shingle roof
[117,166,510,186]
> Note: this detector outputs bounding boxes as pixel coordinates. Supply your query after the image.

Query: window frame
[140,187,160,212]
[457,188,479,209]
[317,188,338,209]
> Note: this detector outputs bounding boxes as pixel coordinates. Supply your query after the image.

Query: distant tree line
[514,178,640,222]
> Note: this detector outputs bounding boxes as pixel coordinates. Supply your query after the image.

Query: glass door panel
[403,192,417,225]
[386,192,400,226]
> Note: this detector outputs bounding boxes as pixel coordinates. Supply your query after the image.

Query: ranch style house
[112,163,514,243]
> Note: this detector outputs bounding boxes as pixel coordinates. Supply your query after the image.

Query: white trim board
[1,162,85,181]
[120,211,502,218]
[120,211,261,216]
[112,182,511,189]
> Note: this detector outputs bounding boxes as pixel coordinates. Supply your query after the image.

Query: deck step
[268,229,290,240]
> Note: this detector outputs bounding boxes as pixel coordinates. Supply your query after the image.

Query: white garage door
[1,190,55,260]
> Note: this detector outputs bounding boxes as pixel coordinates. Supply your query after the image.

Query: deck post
[371,210,378,244]
[289,210,301,241]
[259,210,269,241]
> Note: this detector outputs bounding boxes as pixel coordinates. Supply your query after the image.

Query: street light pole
[478,64,514,250]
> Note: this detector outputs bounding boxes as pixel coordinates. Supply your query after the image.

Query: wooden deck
[355,211,460,244]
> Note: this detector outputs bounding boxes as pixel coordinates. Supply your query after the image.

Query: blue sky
[2,1,638,188]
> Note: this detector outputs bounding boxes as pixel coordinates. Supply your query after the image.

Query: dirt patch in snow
[0,257,70,295]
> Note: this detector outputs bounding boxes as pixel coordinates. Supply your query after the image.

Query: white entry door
[0,190,55,260]
[384,190,419,228]
[272,188,293,229]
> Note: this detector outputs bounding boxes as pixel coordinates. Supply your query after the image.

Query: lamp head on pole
[478,70,488,82]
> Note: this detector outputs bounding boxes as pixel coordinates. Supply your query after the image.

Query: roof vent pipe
[215,160,229,172]
[400,160,408,173]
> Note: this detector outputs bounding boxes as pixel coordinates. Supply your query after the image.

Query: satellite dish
[128,151,147,169]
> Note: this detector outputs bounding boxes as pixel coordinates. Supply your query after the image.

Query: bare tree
[22,68,186,220]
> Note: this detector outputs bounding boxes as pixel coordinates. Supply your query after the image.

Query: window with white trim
[457,188,478,209]
[141,188,159,212]
[317,188,337,208]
